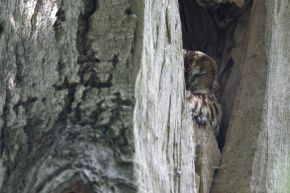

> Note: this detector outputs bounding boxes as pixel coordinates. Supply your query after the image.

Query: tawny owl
[184,50,222,137]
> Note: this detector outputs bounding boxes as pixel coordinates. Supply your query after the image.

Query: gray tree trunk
[132,1,195,193]
[0,0,194,193]
[0,0,289,193]
[211,1,290,193]
[0,0,137,192]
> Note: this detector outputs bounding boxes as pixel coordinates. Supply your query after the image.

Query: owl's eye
[193,71,207,78]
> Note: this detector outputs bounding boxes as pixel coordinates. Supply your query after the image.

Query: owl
[184,50,222,137]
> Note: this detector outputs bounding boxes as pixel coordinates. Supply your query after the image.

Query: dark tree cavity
[179,0,252,148]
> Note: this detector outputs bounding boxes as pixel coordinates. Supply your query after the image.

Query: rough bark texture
[0,0,196,193]
[211,0,290,192]
[1,0,289,193]
[0,0,137,192]
[251,0,290,192]
[133,1,195,193]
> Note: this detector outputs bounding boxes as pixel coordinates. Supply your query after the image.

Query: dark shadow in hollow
[178,0,252,149]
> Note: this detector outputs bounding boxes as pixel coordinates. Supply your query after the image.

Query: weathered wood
[211,0,290,192]
[0,0,137,192]
[0,0,195,193]
[133,1,195,192]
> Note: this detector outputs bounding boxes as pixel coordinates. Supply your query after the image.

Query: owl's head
[184,50,218,93]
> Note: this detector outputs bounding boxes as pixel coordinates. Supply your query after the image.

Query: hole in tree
[56,179,94,193]
[178,0,252,149]
[125,8,133,16]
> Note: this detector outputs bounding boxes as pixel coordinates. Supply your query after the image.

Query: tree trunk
[211,1,290,192]
[0,0,137,192]
[1,0,290,193]
[133,1,195,193]
[0,0,194,193]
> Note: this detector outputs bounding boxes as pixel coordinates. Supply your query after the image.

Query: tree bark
[211,0,290,192]
[0,0,195,193]
[0,0,137,192]
[133,1,195,193]
[1,0,289,193]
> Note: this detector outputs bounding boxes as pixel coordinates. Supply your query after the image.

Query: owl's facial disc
[192,68,207,77]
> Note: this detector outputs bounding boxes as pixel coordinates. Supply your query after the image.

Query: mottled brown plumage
[184,50,222,136]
